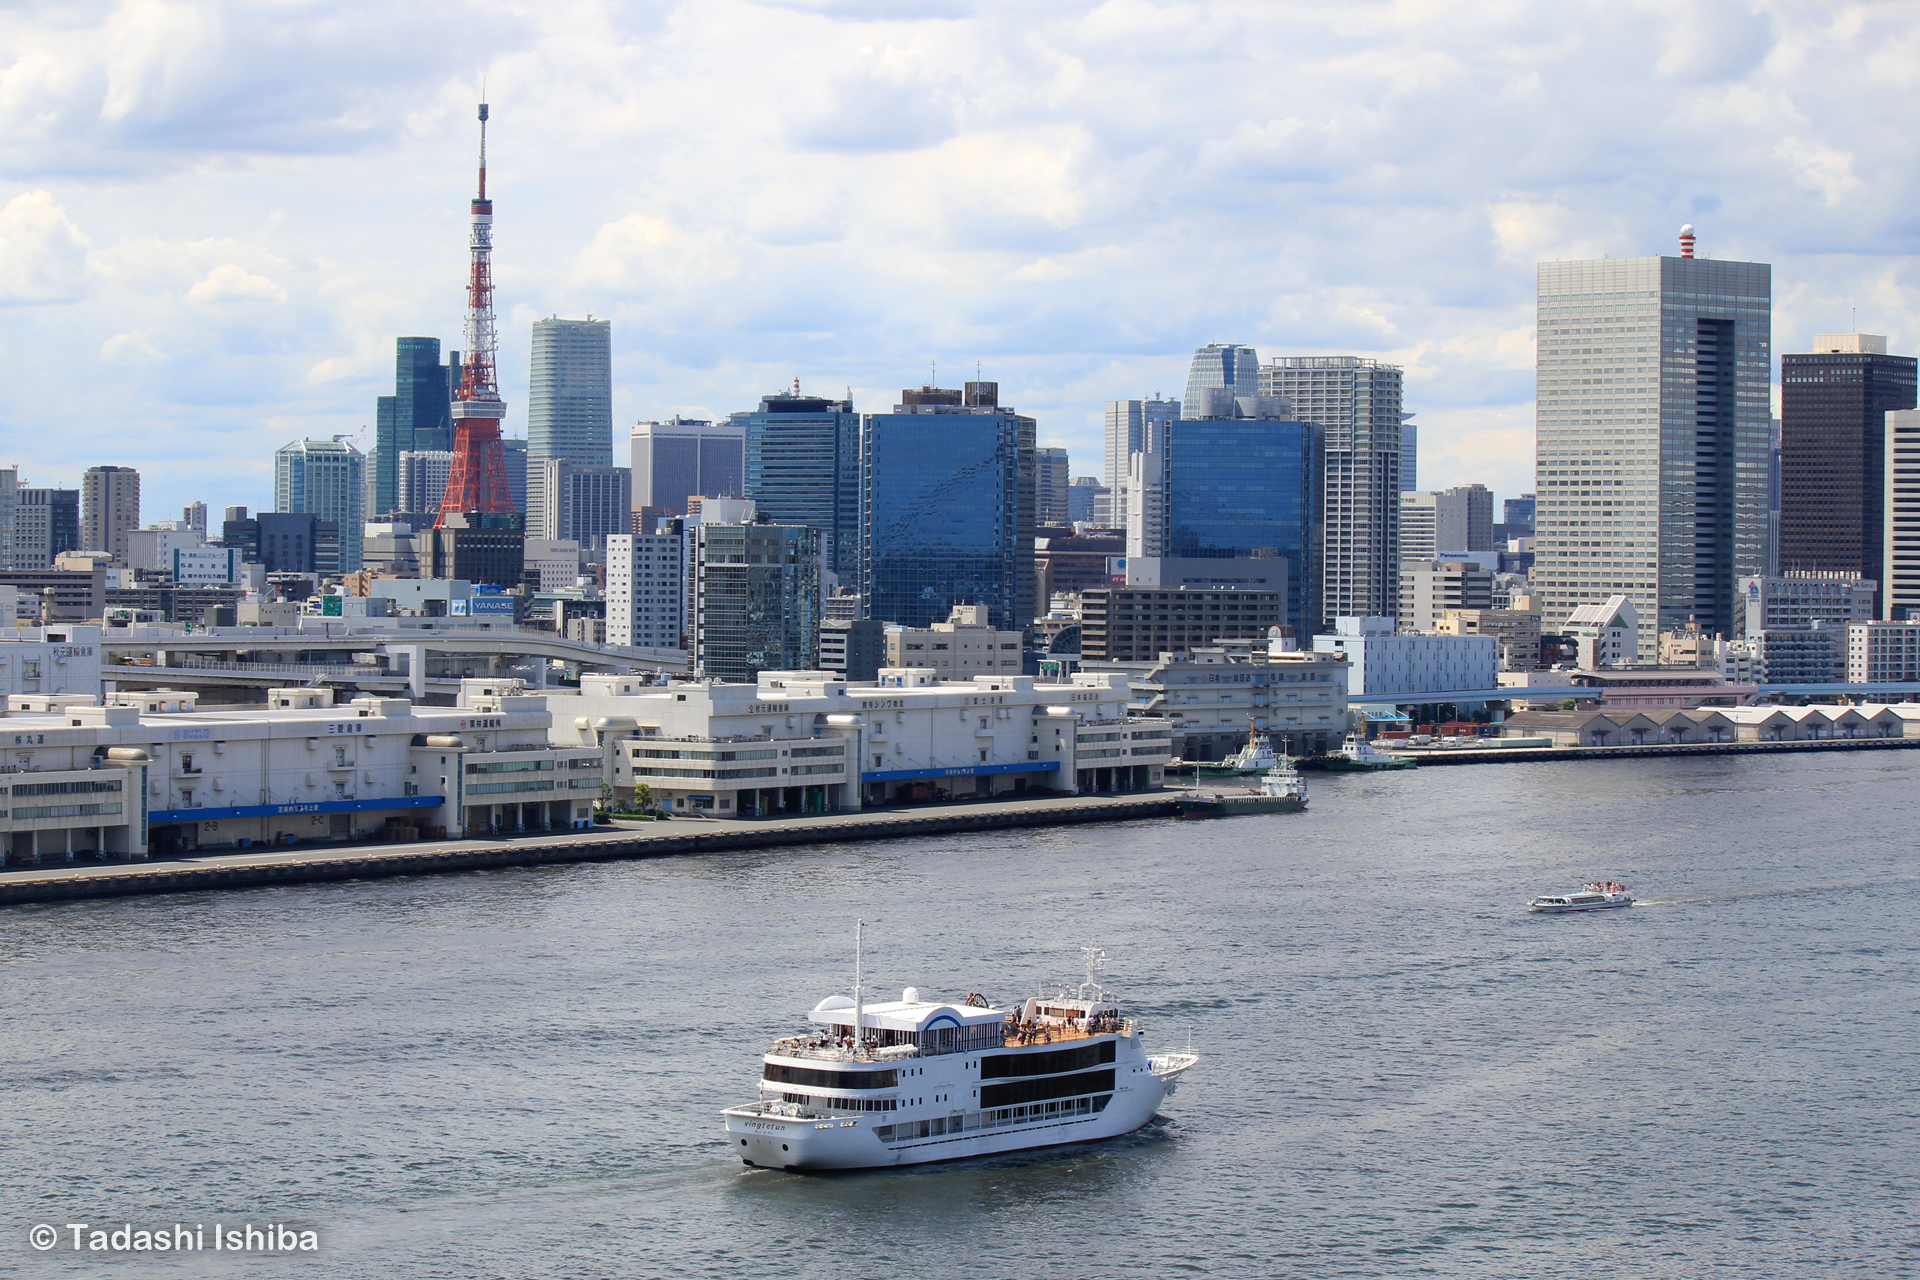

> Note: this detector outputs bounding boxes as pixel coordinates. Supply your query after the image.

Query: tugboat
[1299,733,1417,772]
[1176,757,1309,818]
[1195,720,1280,777]
[723,939,1199,1171]
[1528,881,1634,913]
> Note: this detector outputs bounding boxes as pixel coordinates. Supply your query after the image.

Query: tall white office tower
[1533,228,1771,658]
[526,317,612,527]
[1182,345,1260,420]
[274,438,366,571]
[1103,397,1180,500]
[1883,410,1920,620]
[1261,356,1405,628]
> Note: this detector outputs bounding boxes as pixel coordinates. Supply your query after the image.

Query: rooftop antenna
[930,358,936,387]
[1679,224,1695,259]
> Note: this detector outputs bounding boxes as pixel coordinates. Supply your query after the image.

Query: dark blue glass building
[743,392,862,581]
[373,337,458,518]
[862,384,1035,630]
[1163,419,1322,635]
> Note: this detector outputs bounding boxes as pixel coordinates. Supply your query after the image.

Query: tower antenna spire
[438,98,513,526]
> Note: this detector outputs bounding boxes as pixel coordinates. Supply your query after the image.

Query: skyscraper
[275,438,367,572]
[1400,421,1418,492]
[372,337,457,518]
[1778,333,1916,608]
[1158,416,1321,635]
[605,531,685,650]
[863,382,1035,630]
[397,450,455,521]
[81,466,140,563]
[1533,229,1772,655]
[1262,356,1405,629]
[1182,345,1260,420]
[741,390,862,580]
[1066,476,1109,524]
[631,418,746,519]
[1884,410,1920,619]
[1035,447,1071,526]
[0,468,14,571]
[532,458,631,549]
[13,487,79,569]
[1103,397,1179,499]
[525,317,613,525]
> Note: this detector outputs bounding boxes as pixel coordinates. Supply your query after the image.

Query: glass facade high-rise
[1261,357,1404,629]
[862,384,1036,630]
[693,519,821,682]
[1160,418,1322,636]
[1533,243,1772,656]
[373,338,457,518]
[274,438,366,571]
[741,392,862,580]
[526,318,613,525]
[1778,334,1916,609]
[1182,345,1260,421]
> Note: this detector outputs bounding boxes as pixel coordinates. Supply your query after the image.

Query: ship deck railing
[768,1017,1135,1062]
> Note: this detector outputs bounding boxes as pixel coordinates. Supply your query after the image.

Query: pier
[0,792,1179,908]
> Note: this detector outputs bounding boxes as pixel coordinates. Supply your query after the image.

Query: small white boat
[1529,881,1634,913]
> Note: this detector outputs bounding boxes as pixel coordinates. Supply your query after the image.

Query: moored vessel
[723,942,1198,1171]
[1299,733,1417,772]
[1176,758,1308,818]
[1528,881,1634,913]
[1195,721,1280,777]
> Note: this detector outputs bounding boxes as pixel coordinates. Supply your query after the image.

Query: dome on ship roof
[902,986,920,1003]
[810,994,856,1014]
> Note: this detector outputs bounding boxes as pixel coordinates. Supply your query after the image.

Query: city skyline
[0,4,1910,519]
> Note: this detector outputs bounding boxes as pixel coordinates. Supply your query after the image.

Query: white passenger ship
[724,946,1199,1171]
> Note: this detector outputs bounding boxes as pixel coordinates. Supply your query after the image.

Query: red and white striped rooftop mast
[437,99,515,525]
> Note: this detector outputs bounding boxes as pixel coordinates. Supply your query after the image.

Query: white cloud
[0,0,1908,516]
[0,189,93,303]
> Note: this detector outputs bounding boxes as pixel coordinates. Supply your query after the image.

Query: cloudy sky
[0,0,1914,519]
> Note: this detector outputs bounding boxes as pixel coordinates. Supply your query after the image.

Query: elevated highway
[101,624,687,702]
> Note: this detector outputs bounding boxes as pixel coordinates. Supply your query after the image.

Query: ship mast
[852,921,864,1054]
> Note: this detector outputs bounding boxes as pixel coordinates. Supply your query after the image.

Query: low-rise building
[1740,572,1875,635]
[1084,642,1347,761]
[545,668,1168,815]
[1312,616,1497,698]
[1434,608,1542,672]
[1567,594,1637,670]
[0,680,601,865]
[1398,560,1492,634]
[0,624,103,698]
[883,605,1024,679]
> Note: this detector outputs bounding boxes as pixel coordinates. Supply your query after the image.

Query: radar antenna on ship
[1080,944,1107,1000]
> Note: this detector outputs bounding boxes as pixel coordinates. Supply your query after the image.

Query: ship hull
[1176,796,1306,818]
[725,1077,1171,1171]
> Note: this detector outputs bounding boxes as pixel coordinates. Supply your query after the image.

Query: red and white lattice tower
[437,100,515,525]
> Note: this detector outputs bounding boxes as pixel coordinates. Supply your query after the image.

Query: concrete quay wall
[0,795,1181,909]
[1391,738,1920,766]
